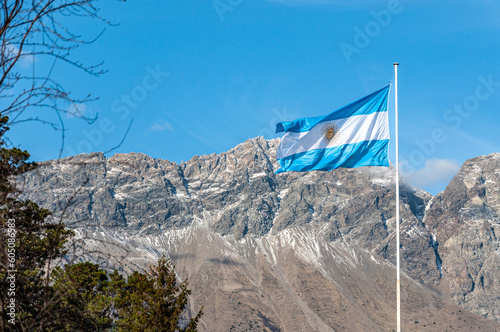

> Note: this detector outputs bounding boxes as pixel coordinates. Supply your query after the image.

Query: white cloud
[403,158,461,189]
[4,45,35,68]
[149,119,173,132]
[67,103,87,119]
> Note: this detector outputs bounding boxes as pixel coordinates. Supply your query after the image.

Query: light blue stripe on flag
[275,139,389,173]
[275,86,390,173]
[276,85,390,133]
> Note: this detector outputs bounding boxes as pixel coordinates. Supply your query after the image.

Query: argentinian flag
[275,85,390,173]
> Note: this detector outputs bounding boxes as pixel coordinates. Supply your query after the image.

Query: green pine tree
[114,256,203,332]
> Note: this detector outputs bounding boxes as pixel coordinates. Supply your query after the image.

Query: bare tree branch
[1,1,127,330]
[1,0,123,145]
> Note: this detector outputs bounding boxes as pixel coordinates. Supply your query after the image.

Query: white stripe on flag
[277,111,389,160]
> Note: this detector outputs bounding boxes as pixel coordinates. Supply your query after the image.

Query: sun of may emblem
[321,122,339,145]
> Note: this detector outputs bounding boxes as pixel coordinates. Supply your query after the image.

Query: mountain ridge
[18,137,500,331]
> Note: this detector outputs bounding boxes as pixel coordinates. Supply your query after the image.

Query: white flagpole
[394,62,401,332]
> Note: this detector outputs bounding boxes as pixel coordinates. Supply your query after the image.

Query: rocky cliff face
[18,138,500,331]
[424,153,500,321]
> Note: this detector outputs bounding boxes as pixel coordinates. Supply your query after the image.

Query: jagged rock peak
[424,152,500,321]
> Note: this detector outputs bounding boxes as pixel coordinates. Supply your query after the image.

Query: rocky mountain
[18,137,500,331]
[424,153,500,321]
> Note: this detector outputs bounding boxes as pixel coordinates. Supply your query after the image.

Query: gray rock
[17,138,500,326]
[424,153,500,320]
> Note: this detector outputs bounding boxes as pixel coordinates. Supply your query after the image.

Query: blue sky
[6,0,500,195]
